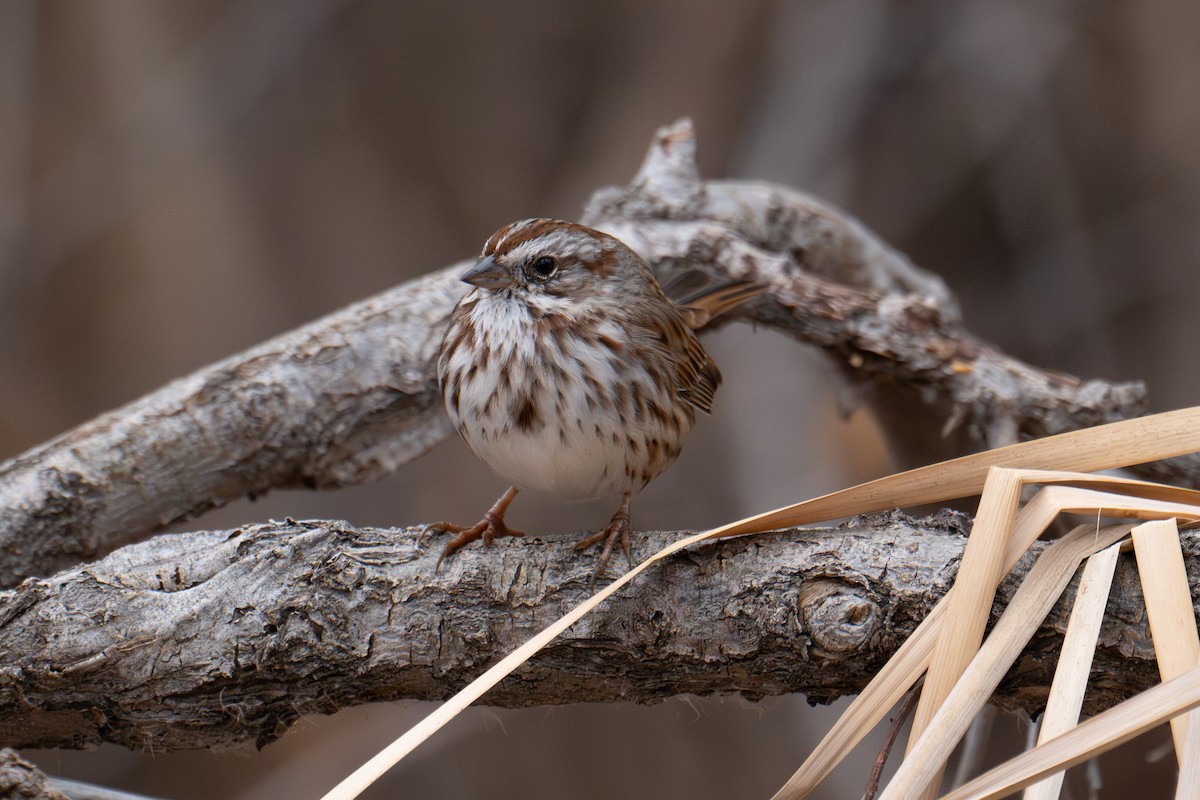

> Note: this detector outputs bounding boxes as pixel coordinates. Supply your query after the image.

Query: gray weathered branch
[0,749,67,800]
[0,512,1178,752]
[0,268,463,589]
[0,118,1180,588]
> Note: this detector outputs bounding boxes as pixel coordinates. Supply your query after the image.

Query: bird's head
[461,219,655,309]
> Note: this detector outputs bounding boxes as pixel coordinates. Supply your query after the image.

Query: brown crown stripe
[483,218,597,258]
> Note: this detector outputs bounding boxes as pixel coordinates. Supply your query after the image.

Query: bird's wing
[669,315,721,415]
[660,270,767,330]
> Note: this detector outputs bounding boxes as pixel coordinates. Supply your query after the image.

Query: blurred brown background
[6,0,1198,797]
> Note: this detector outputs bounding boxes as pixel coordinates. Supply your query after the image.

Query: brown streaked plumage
[429,218,764,585]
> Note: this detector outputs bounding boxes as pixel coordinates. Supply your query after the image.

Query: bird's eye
[530,256,557,280]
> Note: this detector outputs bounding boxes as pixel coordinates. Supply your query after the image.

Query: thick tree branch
[0,119,1180,588]
[0,268,463,588]
[0,512,1178,752]
[581,122,1151,454]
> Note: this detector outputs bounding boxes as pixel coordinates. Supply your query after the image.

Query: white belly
[440,290,696,501]
[468,415,633,500]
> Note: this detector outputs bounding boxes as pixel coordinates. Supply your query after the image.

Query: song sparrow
[431,218,762,584]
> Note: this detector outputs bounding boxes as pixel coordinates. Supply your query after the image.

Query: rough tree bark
[0,512,1181,753]
[0,119,1183,589]
[1,120,1196,773]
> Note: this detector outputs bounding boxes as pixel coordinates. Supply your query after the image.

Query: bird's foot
[429,487,523,570]
[574,492,633,589]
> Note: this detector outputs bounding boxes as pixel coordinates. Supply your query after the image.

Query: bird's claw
[430,513,524,571]
[574,504,633,590]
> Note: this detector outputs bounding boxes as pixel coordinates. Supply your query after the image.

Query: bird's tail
[662,270,768,329]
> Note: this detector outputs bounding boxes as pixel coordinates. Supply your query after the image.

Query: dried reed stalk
[1133,518,1200,760]
[938,666,1200,800]
[1021,541,1121,800]
[320,407,1200,800]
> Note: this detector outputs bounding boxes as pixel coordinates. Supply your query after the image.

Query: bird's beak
[461,256,510,290]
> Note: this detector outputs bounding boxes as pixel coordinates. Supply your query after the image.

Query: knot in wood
[797,578,878,654]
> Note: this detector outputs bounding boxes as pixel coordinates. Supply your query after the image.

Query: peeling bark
[0,512,1178,752]
[0,119,1177,588]
[0,269,462,587]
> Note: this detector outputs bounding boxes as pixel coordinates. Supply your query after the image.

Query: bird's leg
[429,486,524,569]
[574,491,633,588]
